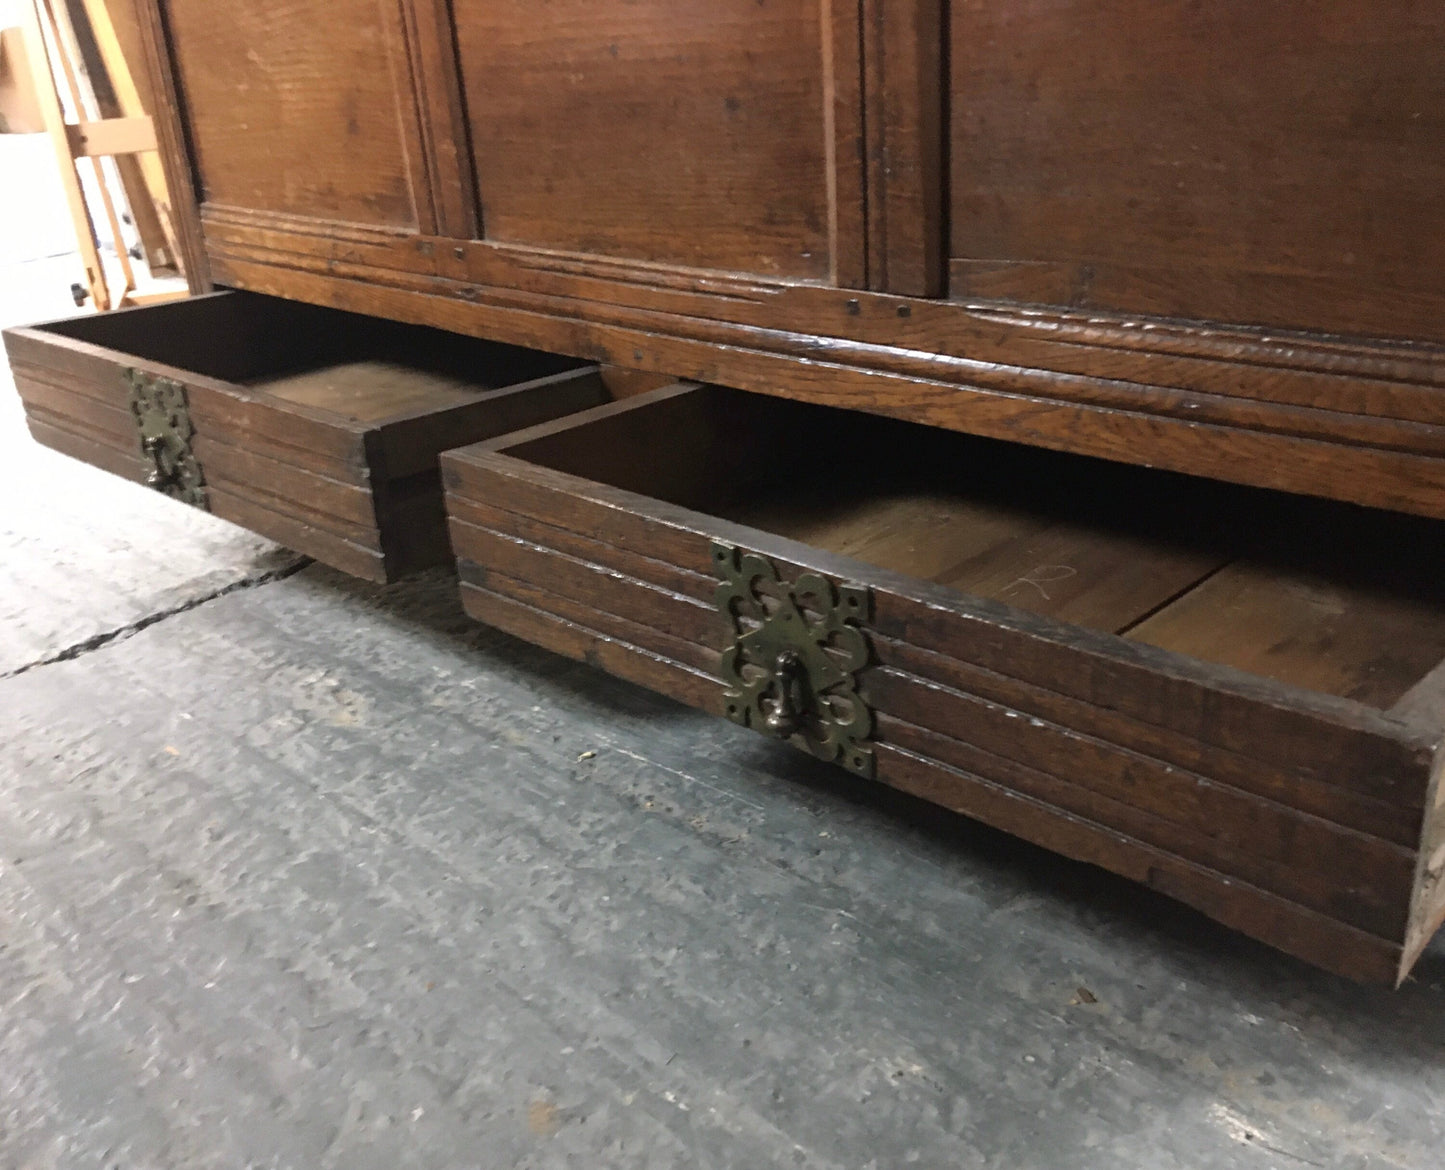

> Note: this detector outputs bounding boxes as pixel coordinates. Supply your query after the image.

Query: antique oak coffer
[9,0,1445,982]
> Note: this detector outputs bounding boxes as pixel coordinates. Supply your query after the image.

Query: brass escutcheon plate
[712,540,875,778]
[125,368,208,510]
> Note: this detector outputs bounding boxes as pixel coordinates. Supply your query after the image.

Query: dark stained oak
[130,0,209,290]
[3,292,602,582]
[198,224,1445,522]
[22,0,1445,988]
[391,0,479,241]
[120,0,1445,519]
[1131,567,1445,712]
[730,480,1233,634]
[163,0,421,229]
[440,385,1445,983]
[862,0,944,295]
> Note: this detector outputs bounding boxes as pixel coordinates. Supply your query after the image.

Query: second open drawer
[441,383,1445,985]
[3,291,606,581]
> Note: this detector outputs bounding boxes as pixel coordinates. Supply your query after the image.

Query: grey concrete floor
[2,252,1444,1169]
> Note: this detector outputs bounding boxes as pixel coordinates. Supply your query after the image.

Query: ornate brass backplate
[712,541,876,778]
[125,368,208,509]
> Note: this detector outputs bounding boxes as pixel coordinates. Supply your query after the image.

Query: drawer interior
[34,290,585,420]
[501,386,1445,713]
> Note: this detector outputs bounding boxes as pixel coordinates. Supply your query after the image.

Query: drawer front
[3,291,603,582]
[442,384,1445,984]
[7,335,184,494]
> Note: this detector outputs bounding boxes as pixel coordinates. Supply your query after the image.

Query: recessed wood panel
[165,0,418,229]
[453,0,834,280]
[949,1,1445,341]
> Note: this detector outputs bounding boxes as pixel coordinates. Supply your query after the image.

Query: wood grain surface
[203,227,1445,521]
[3,292,602,582]
[164,0,419,229]
[122,0,1445,521]
[949,1,1445,341]
[454,0,835,280]
[440,385,1445,983]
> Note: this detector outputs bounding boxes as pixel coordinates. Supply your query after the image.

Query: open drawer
[3,291,604,581]
[442,383,1445,984]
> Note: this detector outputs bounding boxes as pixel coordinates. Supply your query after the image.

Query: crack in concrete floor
[0,555,311,680]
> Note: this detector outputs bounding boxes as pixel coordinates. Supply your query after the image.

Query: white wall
[0,133,81,265]
[1,2,104,266]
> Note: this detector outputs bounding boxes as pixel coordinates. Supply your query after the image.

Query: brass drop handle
[141,434,177,489]
[125,369,208,510]
[714,542,876,777]
[141,435,166,487]
[763,649,808,739]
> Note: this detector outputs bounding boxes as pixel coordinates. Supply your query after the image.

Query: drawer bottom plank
[873,743,1403,985]
[207,484,385,582]
[27,415,148,483]
[458,580,721,711]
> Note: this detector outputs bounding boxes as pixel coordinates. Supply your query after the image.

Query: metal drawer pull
[713,540,876,778]
[125,368,208,510]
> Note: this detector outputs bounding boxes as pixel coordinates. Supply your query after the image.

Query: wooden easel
[13,0,186,311]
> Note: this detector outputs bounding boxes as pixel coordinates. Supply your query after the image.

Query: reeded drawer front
[441,384,1445,984]
[3,291,602,581]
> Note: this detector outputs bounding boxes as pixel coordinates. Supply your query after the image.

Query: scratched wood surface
[731,488,1230,636]
[599,393,1445,707]
[1130,562,1445,711]
[252,362,513,423]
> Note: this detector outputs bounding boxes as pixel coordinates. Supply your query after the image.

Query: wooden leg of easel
[114,152,170,268]
[19,0,108,310]
[116,288,187,308]
[76,0,176,268]
[40,0,136,303]
[70,0,175,271]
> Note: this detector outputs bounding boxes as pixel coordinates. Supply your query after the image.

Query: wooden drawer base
[3,291,604,582]
[442,384,1445,984]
